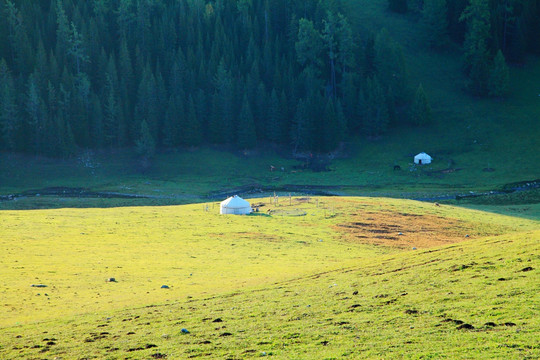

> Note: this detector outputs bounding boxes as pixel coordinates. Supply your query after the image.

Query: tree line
[0,0,432,157]
[2,0,535,158]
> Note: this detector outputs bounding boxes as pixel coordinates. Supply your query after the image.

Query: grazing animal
[435,202,440,207]
[393,165,401,171]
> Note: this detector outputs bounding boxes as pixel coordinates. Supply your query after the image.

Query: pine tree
[236,94,256,149]
[460,0,492,96]
[363,34,376,77]
[185,96,202,146]
[291,98,311,152]
[267,89,282,143]
[363,76,389,137]
[388,0,408,13]
[103,73,119,146]
[0,59,18,150]
[212,60,234,143]
[163,95,182,147]
[295,18,323,70]
[423,0,449,49]
[26,74,46,154]
[136,119,155,158]
[488,50,510,97]
[409,84,433,125]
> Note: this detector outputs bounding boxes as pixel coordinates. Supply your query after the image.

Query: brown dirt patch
[334,211,470,249]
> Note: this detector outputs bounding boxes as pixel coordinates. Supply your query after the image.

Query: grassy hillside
[0,197,538,358]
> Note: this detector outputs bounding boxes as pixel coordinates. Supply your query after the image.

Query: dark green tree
[291,98,311,152]
[460,0,492,95]
[236,94,256,149]
[409,84,433,125]
[363,76,389,137]
[295,18,323,70]
[0,59,18,150]
[185,95,202,146]
[267,88,282,143]
[136,119,155,158]
[103,73,119,146]
[423,0,450,49]
[488,50,510,97]
[388,0,408,13]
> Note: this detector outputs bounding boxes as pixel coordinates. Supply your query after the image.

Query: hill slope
[0,198,538,358]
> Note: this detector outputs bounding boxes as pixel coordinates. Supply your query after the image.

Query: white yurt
[414,152,432,165]
[220,195,251,215]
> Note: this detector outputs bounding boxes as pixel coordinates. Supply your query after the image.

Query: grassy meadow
[0,0,539,358]
[1,197,539,359]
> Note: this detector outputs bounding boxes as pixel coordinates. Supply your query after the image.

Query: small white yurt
[414,152,432,165]
[220,195,251,215]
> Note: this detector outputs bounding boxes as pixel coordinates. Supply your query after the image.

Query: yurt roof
[221,195,250,208]
[415,152,432,159]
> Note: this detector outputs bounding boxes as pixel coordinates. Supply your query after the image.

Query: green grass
[0,197,538,358]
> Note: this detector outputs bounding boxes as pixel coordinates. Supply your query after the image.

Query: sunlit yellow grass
[1,197,537,328]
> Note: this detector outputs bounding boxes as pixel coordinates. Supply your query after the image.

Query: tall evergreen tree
[236,94,256,149]
[409,84,432,125]
[0,59,18,150]
[267,88,282,143]
[460,0,492,96]
[103,73,119,146]
[423,0,449,49]
[136,119,155,158]
[388,0,408,13]
[488,50,510,97]
[185,95,202,146]
[363,76,389,137]
[295,18,323,70]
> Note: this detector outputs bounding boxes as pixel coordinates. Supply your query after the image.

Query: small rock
[520,267,533,272]
[457,323,474,330]
[161,285,169,289]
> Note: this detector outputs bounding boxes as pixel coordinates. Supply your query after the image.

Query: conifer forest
[0,0,539,157]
